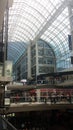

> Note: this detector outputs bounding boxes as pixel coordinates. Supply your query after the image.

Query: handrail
[0,115,17,130]
[10,95,72,104]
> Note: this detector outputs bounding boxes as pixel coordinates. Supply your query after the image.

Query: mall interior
[1,0,73,130]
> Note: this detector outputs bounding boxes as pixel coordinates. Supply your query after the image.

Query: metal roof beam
[33,0,68,41]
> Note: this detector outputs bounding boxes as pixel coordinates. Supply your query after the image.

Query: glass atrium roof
[7,0,72,70]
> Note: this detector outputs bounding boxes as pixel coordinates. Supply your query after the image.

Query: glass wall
[31,39,56,76]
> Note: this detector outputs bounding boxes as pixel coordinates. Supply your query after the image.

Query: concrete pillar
[36,89,40,102]
[27,43,31,79]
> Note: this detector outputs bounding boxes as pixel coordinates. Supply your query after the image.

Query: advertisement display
[4,61,13,77]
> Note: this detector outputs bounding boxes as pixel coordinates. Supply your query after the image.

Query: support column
[27,42,31,79]
[35,40,38,84]
[3,0,9,76]
[36,89,40,102]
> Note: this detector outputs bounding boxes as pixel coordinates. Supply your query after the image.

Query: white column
[27,43,31,79]
[36,89,40,102]
[35,40,38,83]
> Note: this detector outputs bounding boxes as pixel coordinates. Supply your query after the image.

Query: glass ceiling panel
[8,0,71,68]
[41,7,71,69]
[8,41,27,63]
[8,0,64,41]
[41,8,70,47]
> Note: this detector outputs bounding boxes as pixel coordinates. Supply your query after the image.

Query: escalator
[0,115,17,130]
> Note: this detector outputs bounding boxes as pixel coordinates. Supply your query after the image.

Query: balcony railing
[10,95,72,104]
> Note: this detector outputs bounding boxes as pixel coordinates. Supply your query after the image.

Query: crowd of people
[10,91,72,104]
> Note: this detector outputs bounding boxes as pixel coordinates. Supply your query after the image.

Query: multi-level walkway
[2,97,73,114]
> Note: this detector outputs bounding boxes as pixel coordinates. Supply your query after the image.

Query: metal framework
[4,0,73,70]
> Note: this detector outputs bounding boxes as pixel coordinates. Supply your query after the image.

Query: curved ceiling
[7,0,71,68]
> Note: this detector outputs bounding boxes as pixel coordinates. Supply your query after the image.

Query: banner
[4,61,13,77]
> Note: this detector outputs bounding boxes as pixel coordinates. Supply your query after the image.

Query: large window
[31,66,36,75]
[39,66,54,73]
[31,57,36,66]
[38,49,44,56]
